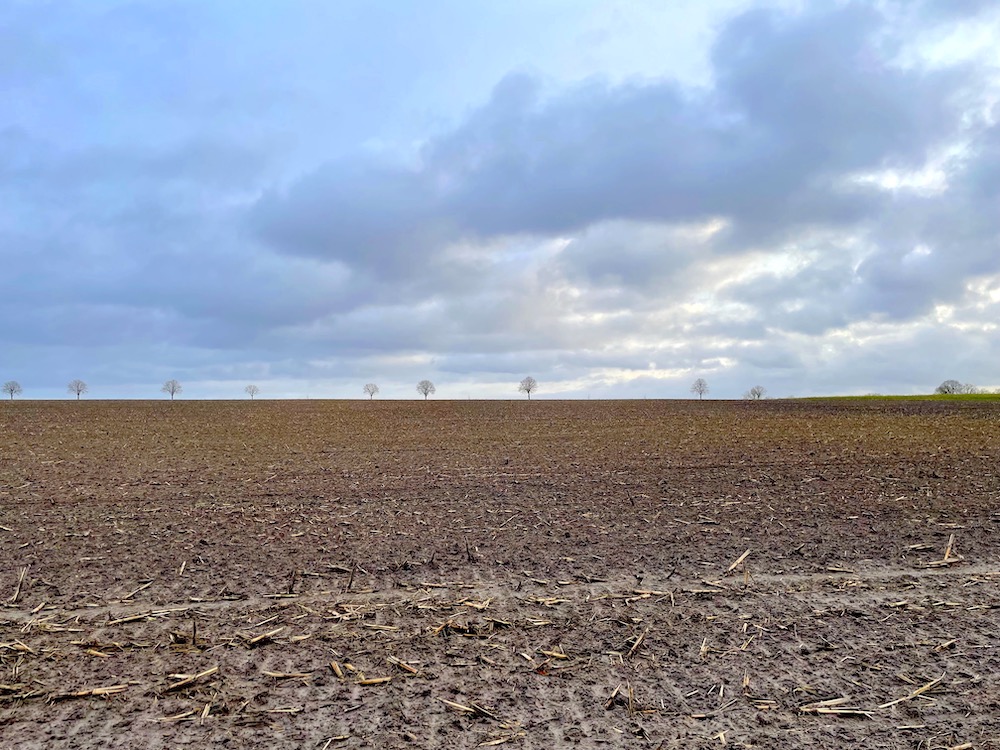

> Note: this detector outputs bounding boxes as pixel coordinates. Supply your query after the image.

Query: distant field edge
[800,393,1000,402]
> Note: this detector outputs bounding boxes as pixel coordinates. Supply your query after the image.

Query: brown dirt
[1,398,999,749]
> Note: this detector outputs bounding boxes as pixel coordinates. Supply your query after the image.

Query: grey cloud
[720,260,856,334]
[712,105,1000,336]
[852,122,1000,318]
[552,221,705,294]
[251,2,971,277]
[733,339,804,371]
[852,244,947,321]
[251,158,452,277]
[711,5,956,167]
[964,123,1000,197]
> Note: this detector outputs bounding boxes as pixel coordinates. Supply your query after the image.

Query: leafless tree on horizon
[364,383,379,400]
[416,380,436,399]
[744,385,766,400]
[935,379,978,395]
[245,384,260,399]
[3,381,22,400]
[162,379,182,400]
[68,379,88,399]
[690,378,709,400]
[518,376,538,399]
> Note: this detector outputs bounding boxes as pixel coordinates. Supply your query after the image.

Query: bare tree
[690,378,709,399]
[3,381,22,400]
[68,379,88,399]
[363,383,379,400]
[744,385,766,400]
[935,379,962,394]
[245,384,260,399]
[518,376,538,399]
[161,379,182,400]
[935,379,978,395]
[416,380,436,399]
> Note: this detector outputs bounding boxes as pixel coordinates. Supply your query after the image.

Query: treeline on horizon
[1,377,997,402]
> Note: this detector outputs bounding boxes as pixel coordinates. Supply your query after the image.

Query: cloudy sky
[2,0,999,399]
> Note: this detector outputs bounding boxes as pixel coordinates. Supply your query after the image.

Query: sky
[2,0,999,400]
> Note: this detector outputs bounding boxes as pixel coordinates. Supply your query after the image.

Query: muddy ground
[1,398,998,749]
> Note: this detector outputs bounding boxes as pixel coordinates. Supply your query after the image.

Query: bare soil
[1,399,999,749]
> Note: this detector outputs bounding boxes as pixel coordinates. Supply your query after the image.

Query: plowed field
[1,399,999,749]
